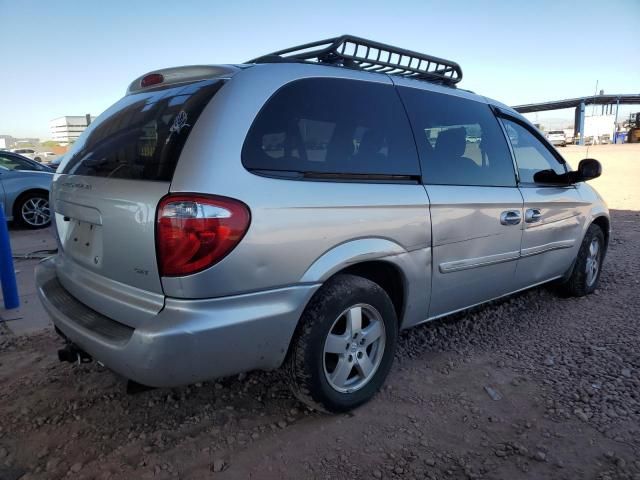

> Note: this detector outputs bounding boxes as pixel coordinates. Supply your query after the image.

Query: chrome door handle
[500,210,521,225]
[525,208,542,223]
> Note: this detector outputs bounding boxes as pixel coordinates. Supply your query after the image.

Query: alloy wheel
[323,304,386,393]
[21,197,50,227]
[585,237,601,287]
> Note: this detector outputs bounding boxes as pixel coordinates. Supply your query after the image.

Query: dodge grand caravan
[36,35,609,412]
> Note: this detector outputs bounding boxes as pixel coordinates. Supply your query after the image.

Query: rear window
[242,78,419,178]
[62,79,224,181]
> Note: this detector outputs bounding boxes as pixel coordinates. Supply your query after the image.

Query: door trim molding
[520,239,575,258]
[439,250,520,273]
[439,239,575,274]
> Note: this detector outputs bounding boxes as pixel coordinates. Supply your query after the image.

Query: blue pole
[0,204,19,310]
[577,101,586,146]
[613,98,620,143]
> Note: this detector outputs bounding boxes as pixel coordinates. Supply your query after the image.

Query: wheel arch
[561,213,611,284]
[299,238,408,285]
[12,187,49,213]
[591,215,610,253]
[301,238,422,328]
[299,238,419,330]
[338,260,406,328]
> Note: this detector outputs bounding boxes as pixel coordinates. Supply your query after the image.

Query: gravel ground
[0,207,638,480]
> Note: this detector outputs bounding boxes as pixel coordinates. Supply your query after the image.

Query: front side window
[0,154,41,171]
[398,88,516,187]
[242,78,419,177]
[501,119,567,184]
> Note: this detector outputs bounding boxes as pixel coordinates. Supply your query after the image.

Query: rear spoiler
[126,65,244,95]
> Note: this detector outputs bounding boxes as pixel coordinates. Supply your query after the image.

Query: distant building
[584,114,615,140]
[15,138,40,145]
[0,135,16,149]
[49,115,95,144]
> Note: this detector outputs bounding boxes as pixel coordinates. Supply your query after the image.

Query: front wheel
[15,193,51,229]
[560,224,605,296]
[286,274,398,412]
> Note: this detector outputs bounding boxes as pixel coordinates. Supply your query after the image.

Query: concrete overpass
[513,94,640,145]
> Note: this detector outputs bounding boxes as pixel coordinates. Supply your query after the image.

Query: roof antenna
[586,80,599,158]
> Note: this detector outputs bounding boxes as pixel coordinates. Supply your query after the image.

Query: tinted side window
[398,87,516,187]
[242,78,419,177]
[501,119,566,184]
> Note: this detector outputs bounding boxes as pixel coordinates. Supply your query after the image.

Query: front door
[499,118,588,289]
[396,85,523,318]
[427,185,524,316]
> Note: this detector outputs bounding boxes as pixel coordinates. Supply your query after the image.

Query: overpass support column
[613,98,620,143]
[575,101,586,146]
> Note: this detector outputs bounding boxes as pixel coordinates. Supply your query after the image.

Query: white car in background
[11,148,38,160]
[9,149,58,162]
[38,152,59,161]
[546,131,567,147]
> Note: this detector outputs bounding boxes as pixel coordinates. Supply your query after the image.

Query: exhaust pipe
[58,344,92,364]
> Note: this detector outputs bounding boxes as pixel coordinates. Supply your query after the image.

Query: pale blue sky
[1,0,639,138]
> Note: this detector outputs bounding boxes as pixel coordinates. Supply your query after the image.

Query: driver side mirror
[569,158,602,183]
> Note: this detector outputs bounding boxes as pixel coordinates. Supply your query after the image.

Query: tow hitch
[57,344,92,365]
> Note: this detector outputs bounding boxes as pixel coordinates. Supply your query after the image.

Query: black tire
[14,192,51,229]
[560,224,605,297]
[286,274,398,413]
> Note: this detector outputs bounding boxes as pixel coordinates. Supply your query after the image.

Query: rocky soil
[1,208,639,480]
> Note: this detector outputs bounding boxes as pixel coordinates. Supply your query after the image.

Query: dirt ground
[562,144,639,211]
[0,145,639,480]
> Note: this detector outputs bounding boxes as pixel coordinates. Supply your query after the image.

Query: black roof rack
[247,34,462,86]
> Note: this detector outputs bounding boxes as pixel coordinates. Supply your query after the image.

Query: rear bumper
[35,257,320,387]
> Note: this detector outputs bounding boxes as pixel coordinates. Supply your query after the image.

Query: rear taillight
[156,195,250,277]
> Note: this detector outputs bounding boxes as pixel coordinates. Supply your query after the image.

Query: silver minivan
[36,36,609,412]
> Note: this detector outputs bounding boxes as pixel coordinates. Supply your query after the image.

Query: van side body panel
[166,64,433,332]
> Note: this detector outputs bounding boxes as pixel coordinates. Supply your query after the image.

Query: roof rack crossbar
[247,34,462,86]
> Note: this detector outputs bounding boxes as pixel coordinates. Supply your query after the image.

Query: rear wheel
[15,192,51,229]
[286,274,398,412]
[560,224,604,296]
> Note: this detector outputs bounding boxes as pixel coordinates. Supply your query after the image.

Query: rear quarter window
[242,78,420,178]
[62,79,224,181]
